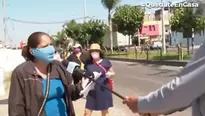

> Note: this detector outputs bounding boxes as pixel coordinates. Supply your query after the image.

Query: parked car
[150,41,162,50]
[150,41,169,50]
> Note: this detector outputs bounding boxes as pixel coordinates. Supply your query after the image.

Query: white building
[103,32,132,47]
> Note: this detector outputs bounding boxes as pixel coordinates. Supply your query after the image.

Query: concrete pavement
[111,60,191,116]
[0,60,191,116]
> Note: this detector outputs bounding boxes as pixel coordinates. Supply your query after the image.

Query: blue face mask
[31,45,55,64]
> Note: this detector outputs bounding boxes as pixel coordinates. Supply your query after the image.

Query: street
[0,59,192,116]
[110,60,191,116]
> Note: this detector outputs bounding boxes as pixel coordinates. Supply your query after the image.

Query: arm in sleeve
[138,55,205,113]
[61,59,69,68]
[8,69,26,116]
[106,59,115,77]
[66,72,83,101]
[164,104,191,115]
[67,54,74,61]
[59,63,83,101]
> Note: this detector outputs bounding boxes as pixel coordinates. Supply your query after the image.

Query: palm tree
[52,31,70,51]
[101,0,121,53]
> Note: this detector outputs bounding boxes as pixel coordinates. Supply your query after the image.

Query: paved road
[111,60,191,116]
[0,60,192,116]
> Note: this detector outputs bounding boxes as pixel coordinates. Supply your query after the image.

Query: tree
[112,5,144,46]
[64,19,107,47]
[85,20,108,45]
[170,7,205,54]
[52,31,69,50]
[101,0,121,53]
[65,20,88,47]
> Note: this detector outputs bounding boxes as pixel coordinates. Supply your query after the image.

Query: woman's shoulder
[15,61,31,70]
[102,58,111,63]
[13,61,33,77]
[101,58,112,67]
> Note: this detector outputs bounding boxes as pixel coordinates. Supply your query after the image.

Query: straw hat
[89,43,102,52]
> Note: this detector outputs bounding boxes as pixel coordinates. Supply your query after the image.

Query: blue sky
[0,0,180,46]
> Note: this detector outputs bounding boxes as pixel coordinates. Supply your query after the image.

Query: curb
[107,57,188,67]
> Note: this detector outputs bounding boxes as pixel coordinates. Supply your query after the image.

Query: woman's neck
[75,52,81,57]
[34,61,48,74]
[94,58,102,63]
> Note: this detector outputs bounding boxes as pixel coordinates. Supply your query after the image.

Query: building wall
[144,14,155,21]
[141,23,160,36]
[171,31,205,46]
[155,9,171,21]
[103,32,130,47]
[153,7,205,46]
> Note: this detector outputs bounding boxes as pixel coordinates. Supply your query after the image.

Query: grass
[106,49,192,61]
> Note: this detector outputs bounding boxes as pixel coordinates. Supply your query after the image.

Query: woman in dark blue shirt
[84,43,115,116]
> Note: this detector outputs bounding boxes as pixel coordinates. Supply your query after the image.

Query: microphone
[66,61,126,100]
[66,62,83,84]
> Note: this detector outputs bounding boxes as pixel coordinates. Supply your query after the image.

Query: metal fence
[106,45,198,61]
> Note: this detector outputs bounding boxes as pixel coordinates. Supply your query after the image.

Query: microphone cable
[37,64,52,116]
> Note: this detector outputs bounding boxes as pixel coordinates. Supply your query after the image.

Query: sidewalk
[0,95,8,116]
[73,99,129,116]
[0,97,129,116]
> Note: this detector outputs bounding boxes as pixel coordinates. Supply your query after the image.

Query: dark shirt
[67,52,89,65]
[62,52,90,68]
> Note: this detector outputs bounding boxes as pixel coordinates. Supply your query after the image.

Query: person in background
[9,32,83,116]
[54,47,62,61]
[84,43,115,116]
[66,44,88,70]
[66,45,73,58]
[61,44,90,89]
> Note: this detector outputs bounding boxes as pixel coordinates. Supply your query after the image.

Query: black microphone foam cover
[72,66,83,84]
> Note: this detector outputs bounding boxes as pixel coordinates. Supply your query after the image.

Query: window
[152,25,155,31]
[149,25,152,31]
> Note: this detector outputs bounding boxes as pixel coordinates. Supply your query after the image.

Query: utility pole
[83,0,87,22]
[137,29,140,46]
[83,0,89,47]
[2,0,7,48]
[161,0,166,54]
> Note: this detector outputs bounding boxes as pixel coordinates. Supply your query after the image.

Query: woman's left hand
[105,72,113,78]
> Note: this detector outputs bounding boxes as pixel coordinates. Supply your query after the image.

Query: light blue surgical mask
[31,45,55,64]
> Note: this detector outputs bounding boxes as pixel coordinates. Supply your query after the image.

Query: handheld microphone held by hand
[66,62,84,84]
[66,61,126,100]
